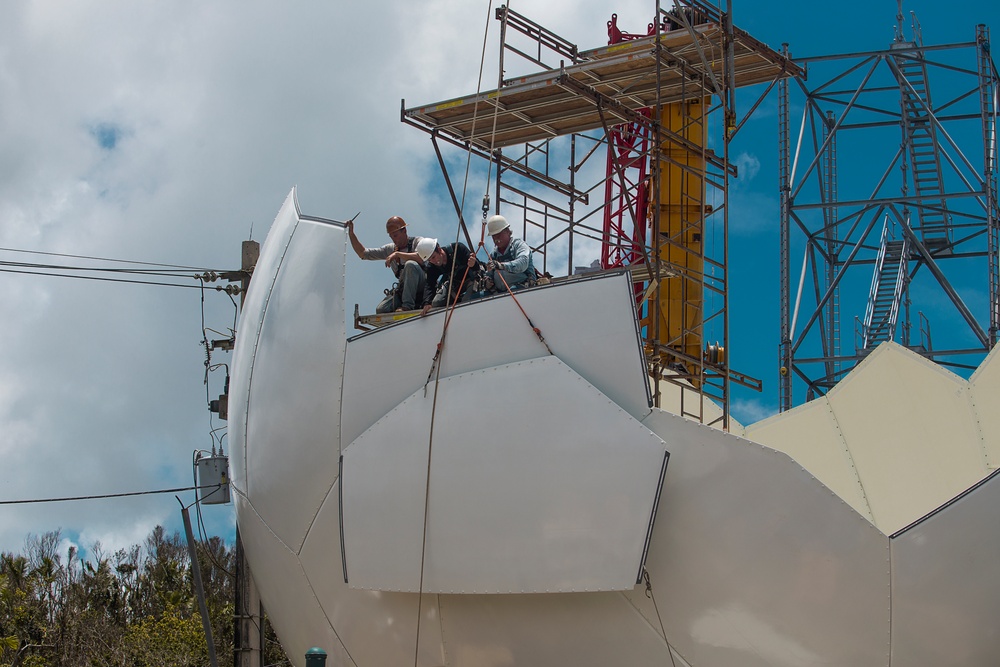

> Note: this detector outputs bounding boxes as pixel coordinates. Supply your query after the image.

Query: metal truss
[778,16,999,409]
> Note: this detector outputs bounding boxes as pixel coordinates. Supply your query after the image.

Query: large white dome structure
[228,191,1000,666]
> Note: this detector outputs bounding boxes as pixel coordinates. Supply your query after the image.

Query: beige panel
[969,344,1000,468]
[745,397,874,523]
[827,343,986,534]
[653,378,736,433]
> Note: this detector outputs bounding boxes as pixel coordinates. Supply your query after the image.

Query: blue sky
[0,0,996,555]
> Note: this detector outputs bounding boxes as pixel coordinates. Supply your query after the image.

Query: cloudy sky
[1,0,996,555]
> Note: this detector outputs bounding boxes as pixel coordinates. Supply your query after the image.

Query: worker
[416,237,478,315]
[481,215,534,291]
[346,215,426,313]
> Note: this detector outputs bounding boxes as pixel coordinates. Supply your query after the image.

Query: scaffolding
[778,9,999,409]
[402,0,798,429]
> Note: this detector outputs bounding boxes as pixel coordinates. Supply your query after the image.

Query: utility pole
[231,239,262,667]
[233,526,262,667]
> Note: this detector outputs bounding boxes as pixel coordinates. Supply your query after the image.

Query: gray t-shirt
[363,236,424,279]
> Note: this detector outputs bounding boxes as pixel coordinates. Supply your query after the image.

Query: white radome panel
[234,494,354,667]
[640,408,892,667]
[242,214,347,551]
[438,592,676,665]
[342,356,667,594]
[889,471,1000,666]
[299,479,447,667]
[230,189,301,493]
[340,272,651,455]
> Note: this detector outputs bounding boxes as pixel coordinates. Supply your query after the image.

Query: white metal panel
[826,342,986,534]
[299,479,446,667]
[745,396,875,523]
[234,494,354,667]
[241,212,348,552]
[438,592,677,666]
[341,272,650,454]
[970,344,1000,468]
[889,470,1000,666]
[341,356,667,594]
[229,188,300,494]
[640,408,892,667]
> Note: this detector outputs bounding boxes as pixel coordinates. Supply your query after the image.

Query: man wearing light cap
[482,214,534,291]
[346,215,426,313]
[415,237,477,315]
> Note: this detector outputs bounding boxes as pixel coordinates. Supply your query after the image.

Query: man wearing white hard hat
[415,237,478,315]
[482,214,534,292]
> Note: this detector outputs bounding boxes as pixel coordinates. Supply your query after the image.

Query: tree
[0,528,288,667]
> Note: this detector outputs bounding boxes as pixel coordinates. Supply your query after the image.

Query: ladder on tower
[863,219,909,349]
[892,46,952,252]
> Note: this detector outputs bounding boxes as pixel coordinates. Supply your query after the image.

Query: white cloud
[732,150,761,182]
[0,0,661,553]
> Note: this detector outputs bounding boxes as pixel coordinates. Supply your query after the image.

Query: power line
[0,484,219,505]
[0,266,206,289]
[0,246,217,272]
[0,246,238,289]
[0,259,206,277]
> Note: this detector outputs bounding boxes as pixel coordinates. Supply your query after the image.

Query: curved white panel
[300,479,446,667]
[341,273,651,454]
[234,493,354,667]
[243,216,347,552]
[228,187,348,554]
[641,409,892,667]
[342,356,667,594]
[230,189,301,493]
[890,471,1000,666]
[438,592,676,665]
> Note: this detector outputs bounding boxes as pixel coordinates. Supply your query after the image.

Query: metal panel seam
[827,396,877,525]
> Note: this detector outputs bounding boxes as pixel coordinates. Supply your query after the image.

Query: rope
[412,354,443,667]
[492,268,553,355]
[413,3,500,665]
[642,568,679,667]
[423,261,476,392]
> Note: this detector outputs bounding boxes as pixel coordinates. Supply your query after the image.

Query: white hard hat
[416,237,438,262]
[486,215,510,237]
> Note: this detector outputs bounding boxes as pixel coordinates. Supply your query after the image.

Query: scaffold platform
[403,20,802,149]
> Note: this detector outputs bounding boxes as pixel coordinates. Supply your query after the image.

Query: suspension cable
[642,568,679,667]
[413,3,502,666]
[491,267,552,355]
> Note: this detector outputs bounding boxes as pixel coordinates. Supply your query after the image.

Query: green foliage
[0,528,287,667]
[122,604,206,667]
